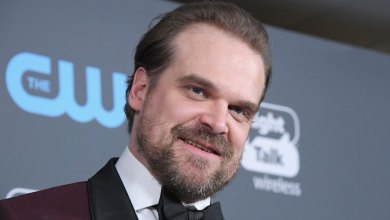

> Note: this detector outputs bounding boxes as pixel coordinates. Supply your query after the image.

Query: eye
[229,105,254,123]
[183,86,207,100]
[229,106,243,115]
[191,87,204,96]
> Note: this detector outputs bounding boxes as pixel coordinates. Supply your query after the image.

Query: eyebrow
[176,74,219,92]
[236,100,259,114]
[176,73,260,113]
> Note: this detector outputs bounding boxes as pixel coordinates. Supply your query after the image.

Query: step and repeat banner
[1,0,390,219]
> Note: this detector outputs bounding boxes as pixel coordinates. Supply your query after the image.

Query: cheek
[160,104,196,125]
[229,125,251,154]
[162,97,207,124]
[146,91,183,121]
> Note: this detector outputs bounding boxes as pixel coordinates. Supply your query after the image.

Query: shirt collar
[115,147,210,211]
[115,147,161,211]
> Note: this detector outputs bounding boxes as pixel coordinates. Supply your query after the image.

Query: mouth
[180,138,221,156]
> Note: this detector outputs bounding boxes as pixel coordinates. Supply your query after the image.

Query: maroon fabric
[0,182,90,220]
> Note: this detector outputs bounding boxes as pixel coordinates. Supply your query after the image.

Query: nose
[199,101,228,135]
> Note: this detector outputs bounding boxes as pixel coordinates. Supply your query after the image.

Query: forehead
[166,23,266,104]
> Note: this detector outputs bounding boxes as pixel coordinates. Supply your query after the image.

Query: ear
[128,67,148,111]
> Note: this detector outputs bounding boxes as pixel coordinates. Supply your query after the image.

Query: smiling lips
[181,138,221,156]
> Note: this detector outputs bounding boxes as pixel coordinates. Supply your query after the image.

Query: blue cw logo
[5,52,127,128]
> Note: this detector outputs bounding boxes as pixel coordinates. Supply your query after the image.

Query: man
[0,1,271,219]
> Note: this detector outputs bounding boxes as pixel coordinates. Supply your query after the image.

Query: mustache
[171,124,233,159]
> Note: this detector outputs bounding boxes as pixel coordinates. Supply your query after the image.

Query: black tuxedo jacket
[0,158,139,220]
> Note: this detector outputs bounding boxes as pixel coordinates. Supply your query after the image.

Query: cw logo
[5,52,127,128]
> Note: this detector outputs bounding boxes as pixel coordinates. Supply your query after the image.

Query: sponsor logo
[5,187,37,199]
[241,102,302,196]
[5,52,127,128]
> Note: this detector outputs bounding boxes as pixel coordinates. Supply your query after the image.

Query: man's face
[131,24,265,202]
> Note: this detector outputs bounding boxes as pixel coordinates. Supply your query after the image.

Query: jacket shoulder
[0,182,90,220]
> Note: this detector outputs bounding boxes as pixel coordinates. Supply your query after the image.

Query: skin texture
[128,24,265,202]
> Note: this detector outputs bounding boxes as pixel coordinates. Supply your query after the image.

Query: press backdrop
[1,0,390,219]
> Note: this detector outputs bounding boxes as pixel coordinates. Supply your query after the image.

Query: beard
[136,112,241,203]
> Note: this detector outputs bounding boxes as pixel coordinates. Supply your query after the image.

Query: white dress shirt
[115,147,211,220]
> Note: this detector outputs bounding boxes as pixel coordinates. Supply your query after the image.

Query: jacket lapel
[87,158,138,220]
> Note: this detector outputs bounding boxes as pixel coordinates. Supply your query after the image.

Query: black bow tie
[156,187,225,220]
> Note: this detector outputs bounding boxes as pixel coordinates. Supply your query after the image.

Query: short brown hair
[124,1,272,132]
